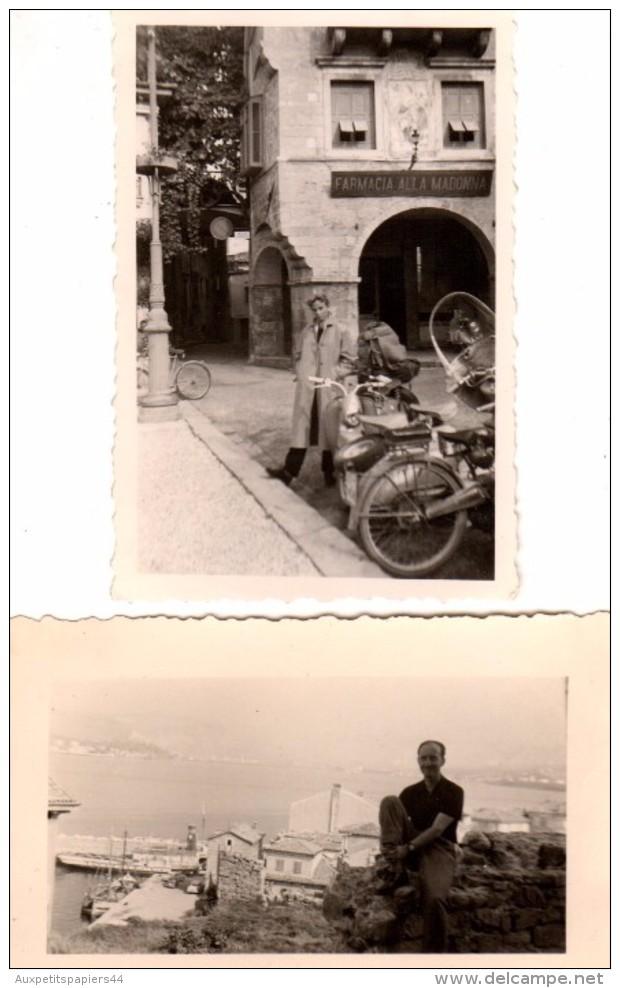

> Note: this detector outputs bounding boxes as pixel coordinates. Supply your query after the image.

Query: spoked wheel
[175,360,212,400]
[137,361,149,393]
[357,457,468,577]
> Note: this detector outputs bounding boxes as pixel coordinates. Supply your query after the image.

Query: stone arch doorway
[252,246,293,359]
[358,208,494,348]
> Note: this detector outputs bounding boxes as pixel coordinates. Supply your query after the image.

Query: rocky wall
[217,852,265,902]
[323,832,566,955]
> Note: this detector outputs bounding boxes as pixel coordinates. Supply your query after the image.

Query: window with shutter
[331,81,376,149]
[442,82,485,149]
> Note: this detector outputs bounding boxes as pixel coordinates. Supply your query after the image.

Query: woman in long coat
[267,293,357,487]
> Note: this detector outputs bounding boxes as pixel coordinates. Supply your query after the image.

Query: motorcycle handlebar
[308,375,394,394]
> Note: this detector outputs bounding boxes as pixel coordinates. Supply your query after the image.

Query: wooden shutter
[442,83,484,149]
[331,82,375,148]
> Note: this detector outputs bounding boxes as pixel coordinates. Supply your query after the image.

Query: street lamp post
[139,26,179,421]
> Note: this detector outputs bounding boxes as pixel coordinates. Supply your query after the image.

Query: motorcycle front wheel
[357,457,468,577]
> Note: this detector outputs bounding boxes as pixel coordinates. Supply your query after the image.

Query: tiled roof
[340,821,381,837]
[263,835,322,856]
[48,778,80,812]
[344,837,379,855]
[206,827,262,845]
[313,856,337,883]
[472,807,526,824]
[291,787,378,811]
[283,830,344,852]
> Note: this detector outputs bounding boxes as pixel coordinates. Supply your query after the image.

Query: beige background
[11,613,610,968]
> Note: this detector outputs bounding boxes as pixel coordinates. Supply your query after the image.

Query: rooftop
[263,835,323,857]
[207,826,262,845]
[48,778,80,814]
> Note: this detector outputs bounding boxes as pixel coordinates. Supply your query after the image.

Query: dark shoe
[324,473,336,488]
[266,466,293,486]
[375,867,409,896]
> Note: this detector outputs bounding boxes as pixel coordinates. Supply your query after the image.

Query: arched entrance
[358,208,493,347]
[252,246,292,358]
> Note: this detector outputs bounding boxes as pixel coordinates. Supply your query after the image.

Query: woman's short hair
[307,292,330,309]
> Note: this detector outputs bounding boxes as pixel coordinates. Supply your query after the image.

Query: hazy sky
[51,677,566,772]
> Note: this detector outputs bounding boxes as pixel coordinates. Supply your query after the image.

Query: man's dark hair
[417,739,446,758]
[307,292,330,309]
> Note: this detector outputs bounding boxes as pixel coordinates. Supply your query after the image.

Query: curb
[180,403,388,579]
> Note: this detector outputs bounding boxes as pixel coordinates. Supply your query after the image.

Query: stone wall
[217,852,265,902]
[323,832,566,954]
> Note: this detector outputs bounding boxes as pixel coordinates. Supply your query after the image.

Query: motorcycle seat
[360,413,432,444]
[358,412,409,430]
[437,426,482,444]
[407,405,445,427]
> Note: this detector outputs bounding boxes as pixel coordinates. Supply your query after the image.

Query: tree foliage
[137,25,245,257]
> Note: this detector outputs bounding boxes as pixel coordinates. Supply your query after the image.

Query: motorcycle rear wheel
[357,456,468,577]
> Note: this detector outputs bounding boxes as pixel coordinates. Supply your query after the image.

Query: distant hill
[51,735,173,759]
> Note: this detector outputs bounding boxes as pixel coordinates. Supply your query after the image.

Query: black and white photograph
[10,614,609,967]
[113,11,516,603]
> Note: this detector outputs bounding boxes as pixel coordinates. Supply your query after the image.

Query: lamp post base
[138,398,181,423]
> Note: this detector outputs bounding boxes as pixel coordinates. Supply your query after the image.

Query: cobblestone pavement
[184,346,494,581]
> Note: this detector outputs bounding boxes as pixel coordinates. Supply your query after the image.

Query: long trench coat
[290,315,357,450]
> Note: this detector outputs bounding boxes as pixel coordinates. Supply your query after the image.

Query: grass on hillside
[49,900,351,955]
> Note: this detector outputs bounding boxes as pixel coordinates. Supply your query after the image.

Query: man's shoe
[266,466,293,486]
[375,867,409,896]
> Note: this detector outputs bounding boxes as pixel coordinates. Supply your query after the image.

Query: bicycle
[136,346,212,400]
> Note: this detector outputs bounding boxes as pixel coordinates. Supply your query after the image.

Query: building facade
[288,782,378,833]
[204,825,263,882]
[262,835,336,902]
[242,24,496,364]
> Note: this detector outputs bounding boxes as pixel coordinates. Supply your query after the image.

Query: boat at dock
[57,828,205,877]
[79,832,143,921]
[81,874,140,920]
[58,849,202,875]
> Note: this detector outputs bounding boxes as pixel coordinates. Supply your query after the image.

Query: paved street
[138,419,320,577]
[182,345,494,581]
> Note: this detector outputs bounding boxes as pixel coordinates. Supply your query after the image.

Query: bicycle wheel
[137,360,149,393]
[175,360,212,400]
[357,457,468,577]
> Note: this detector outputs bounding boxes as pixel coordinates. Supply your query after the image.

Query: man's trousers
[379,794,457,953]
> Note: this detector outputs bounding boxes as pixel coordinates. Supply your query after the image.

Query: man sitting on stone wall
[378,740,464,953]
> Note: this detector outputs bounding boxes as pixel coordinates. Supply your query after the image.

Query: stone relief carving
[388,81,430,158]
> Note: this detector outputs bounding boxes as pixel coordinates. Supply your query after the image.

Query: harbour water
[50,751,564,938]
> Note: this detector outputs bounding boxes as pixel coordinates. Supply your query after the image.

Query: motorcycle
[311,373,434,532]
[348,293,495,577]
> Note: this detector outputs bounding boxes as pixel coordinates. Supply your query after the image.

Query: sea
[49,751,564,937]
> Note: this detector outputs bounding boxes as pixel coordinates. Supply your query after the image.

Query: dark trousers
[285,392,334,478]
[284,447,334,479]
[379,795,457,953]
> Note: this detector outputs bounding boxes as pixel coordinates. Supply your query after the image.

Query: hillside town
[50,777,566,936]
